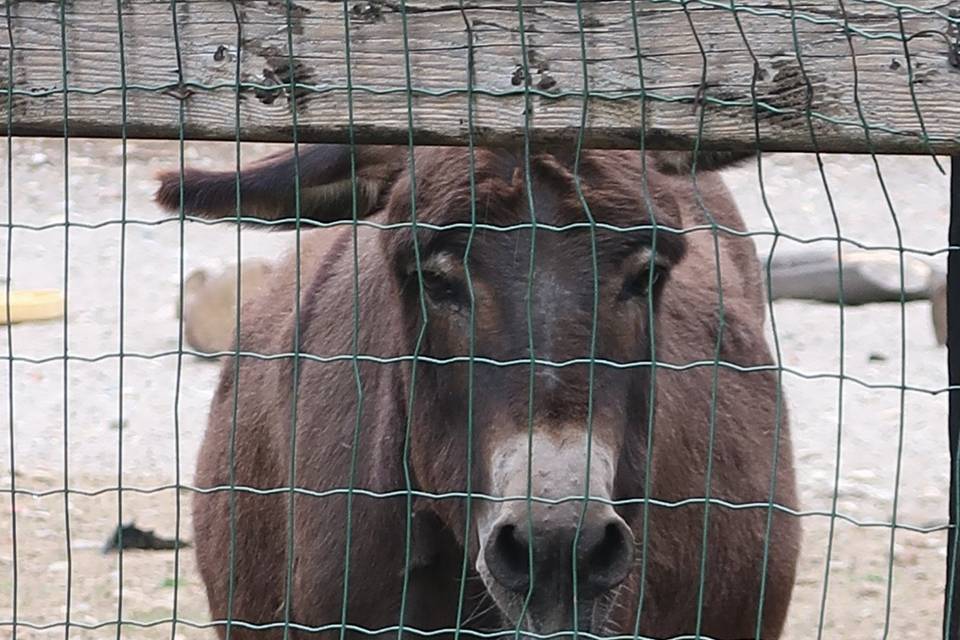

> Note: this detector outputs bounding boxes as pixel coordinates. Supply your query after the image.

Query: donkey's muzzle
[483,508,634,599]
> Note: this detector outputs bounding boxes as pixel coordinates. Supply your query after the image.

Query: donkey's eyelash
[618,259,664,300]
[405,265,470,311]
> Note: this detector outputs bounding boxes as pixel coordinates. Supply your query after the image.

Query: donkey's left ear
[650,150,756,175]
[154,144,406,226]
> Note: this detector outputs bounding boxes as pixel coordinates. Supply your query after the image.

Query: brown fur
[155,144,799,639]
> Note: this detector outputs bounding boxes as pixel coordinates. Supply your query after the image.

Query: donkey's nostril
[578,517,634,597]
[590,522,628,568]
[485,523,532,593]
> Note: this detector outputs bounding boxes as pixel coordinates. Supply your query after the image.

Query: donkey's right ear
[154,144,405,227]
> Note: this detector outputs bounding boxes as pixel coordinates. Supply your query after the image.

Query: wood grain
[1,0,958,153]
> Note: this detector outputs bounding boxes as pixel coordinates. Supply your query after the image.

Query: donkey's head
[382,148,690,633]
[156,144,735,634]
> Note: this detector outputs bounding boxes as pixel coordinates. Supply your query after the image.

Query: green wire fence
[1,2,960,640]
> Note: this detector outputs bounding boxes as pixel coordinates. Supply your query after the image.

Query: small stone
[858,581,885,597]
[70,539,103,550]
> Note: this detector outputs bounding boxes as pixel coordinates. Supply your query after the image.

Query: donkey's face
[155,144,701,635]
[383,148,687,633]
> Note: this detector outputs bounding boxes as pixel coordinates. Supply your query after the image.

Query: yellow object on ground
[0,289,65,325]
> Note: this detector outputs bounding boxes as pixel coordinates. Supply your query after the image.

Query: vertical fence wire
[112,0,129,637]
[832,1,913,634]
[167,0,187,633]
[56,2,73,637]
[451,5,479,639]
[398,5,425,640]
[280,0,305,635]
[722,1,790,636]
[513,2,541,635]
[777,5,851,639]
[626,3,662,632]
[337,3,364,640]
[3,1,17,638]
[223,3,246,639]
[567,4,601,637]
[677,8,728,636]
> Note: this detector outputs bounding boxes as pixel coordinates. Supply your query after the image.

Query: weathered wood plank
[1,0,958,153]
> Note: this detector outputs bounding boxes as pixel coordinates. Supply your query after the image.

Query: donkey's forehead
[400,148,669,229]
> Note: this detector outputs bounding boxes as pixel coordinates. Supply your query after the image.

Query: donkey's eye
[419,269,466,306]
[622,265,662,299]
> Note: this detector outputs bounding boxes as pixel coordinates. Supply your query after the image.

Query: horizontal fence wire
[2,350,958,396]
[0,482,950,534]
[1,1,958,640]
[3,214,959,256]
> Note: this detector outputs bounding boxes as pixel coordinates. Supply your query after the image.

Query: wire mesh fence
[1,1,960,640]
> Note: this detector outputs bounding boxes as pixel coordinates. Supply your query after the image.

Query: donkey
[155,144,800,639]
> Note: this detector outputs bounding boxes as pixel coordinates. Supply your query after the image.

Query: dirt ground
[0,138,952,639]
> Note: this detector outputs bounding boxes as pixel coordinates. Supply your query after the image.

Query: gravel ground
[0,138,952,638]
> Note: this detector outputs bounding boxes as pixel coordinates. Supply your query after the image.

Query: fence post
[947,154,960,640]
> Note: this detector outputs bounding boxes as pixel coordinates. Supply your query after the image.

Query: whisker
[461,596,501,628]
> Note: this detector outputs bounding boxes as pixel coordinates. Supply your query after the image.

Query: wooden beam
[1,0,959,153]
